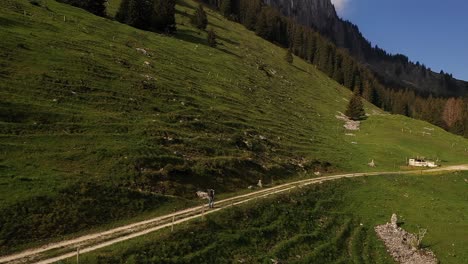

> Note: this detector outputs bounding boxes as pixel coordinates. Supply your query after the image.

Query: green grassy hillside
[82,172,468,264]
[1,0,467,252]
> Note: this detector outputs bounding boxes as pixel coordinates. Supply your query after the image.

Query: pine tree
[115,0,130,22]
[207,29,217,47]
[57,0,107,16]
[116,0,152,30]
[345,93,366,121]
[292,27,303,56]
[255,9,269,38]
[192,4,208,30]
[242,0,261,30]
[220,0,232,17]
[152,0,176,33]
[285,48,293,64]
[84,0,107,16]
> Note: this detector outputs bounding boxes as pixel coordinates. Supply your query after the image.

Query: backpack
[208,189,215,197]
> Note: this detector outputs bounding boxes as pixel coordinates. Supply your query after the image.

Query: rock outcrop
[375,215,438,264]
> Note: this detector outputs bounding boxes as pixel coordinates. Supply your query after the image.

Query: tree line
[56,0,107,16]
[116,0,176,32]
[200,0,468,137]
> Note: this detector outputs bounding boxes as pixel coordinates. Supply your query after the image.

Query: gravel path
[1,165,467,264]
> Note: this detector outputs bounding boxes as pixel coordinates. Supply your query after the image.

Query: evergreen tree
[255,9,269,38]
[292,27,303,56]
[58,0,107,16]
[242,0,261,30]
[116,0,153,30]
[220,0,232,17]
[115,0,130,22]
[192,4,208,30]
[207,29,217,47]
[285,48,293,64]
[345,93,366,121]
[152,0,176,32]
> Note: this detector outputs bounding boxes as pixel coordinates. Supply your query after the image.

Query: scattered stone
[136,48,148,56]
[257,180,263,188]
[336,112,360,131]
[314,171,321,176]
[144,61,151,66]
[141,74,156,81]
[375,215,438,264]
[391,213,398,229]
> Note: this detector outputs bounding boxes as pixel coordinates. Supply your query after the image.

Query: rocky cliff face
[264,0,468,96]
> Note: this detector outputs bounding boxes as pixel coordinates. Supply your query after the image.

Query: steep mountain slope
[0,0,468,253]
[264,0,468,96]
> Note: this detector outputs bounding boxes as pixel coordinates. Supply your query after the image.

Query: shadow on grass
[209,23,228,32]
[292,64,309,74]
[174,29,206,46]
[217,35,239,46]
[218,47,242,59]
[0,17,19,28]
[177,0,196,10]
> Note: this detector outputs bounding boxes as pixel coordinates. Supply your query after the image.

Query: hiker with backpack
[207,189,215,208]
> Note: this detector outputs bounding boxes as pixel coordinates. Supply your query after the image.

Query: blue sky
[332,0,468,81]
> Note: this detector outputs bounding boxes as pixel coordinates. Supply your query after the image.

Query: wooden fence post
[171,215,175,232]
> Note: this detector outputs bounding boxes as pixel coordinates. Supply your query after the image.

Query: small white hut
[408,158,438,168]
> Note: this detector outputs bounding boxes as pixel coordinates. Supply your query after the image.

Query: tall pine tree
[285,48,293,64]
[116,0,153,30]
[345,92,366,121]
[58,0,107,16]
[220,0,232,17]
[152,0,176,32]
[207,29,217,47]
[192,4,208,30]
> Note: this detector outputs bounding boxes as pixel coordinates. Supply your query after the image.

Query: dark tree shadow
[175,29,206,45]
[217,35,239,46]
[209,23,227,31]
[177,0,195,10]
[292,65,308,74]
[0,17,19,28]
[218,47,242,58]
[420,241,440,249]
[176,9,194,21]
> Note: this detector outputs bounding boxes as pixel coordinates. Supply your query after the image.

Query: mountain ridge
[263,0,468,96]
